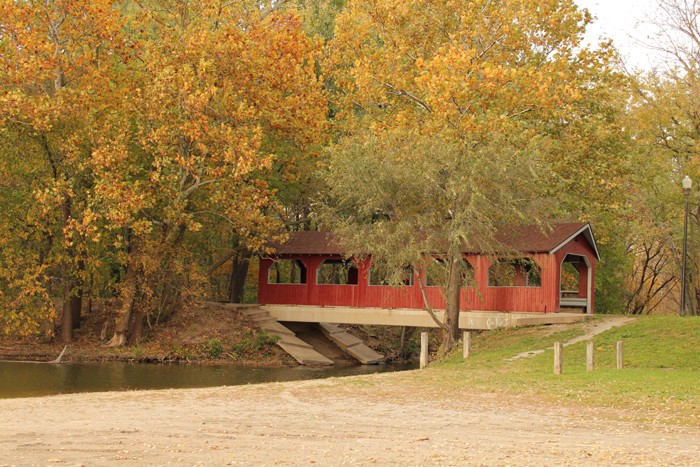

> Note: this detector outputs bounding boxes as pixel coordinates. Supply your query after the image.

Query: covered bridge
[257,223,599,329]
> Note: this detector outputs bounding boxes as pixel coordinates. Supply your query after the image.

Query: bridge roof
[271,222,599,260]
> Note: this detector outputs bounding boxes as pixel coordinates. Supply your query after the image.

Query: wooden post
[586,341,594,372]
[463,331,471,359]
[420,332,429,369]
[616,340,624,369]
[553,341,563,375]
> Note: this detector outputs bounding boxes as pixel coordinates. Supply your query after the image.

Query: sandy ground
[1,370,699,466]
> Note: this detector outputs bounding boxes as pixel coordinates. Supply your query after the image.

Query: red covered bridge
[257,223,599,329]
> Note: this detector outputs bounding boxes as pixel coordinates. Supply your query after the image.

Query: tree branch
[417,273,449,332]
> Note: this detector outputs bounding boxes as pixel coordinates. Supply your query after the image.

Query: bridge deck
[259,305,588,330]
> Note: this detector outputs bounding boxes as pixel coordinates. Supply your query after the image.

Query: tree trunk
[70,296,82,329]
[61,285,73,343]
[228,250,252,303]
[60,286,82,342]
[72,259,85,329]
[128,308,146,345]
[398,326,415,354]
[109,222,188,346]
[107,239,140,347]
[443,246,463,349]
[60,194,83,342]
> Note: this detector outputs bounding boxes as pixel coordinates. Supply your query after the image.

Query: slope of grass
[427,316,700,425]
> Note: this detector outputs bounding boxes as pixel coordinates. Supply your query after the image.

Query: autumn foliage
[1,1,327,342]
[1,0,696,348]
[318,0,627,346]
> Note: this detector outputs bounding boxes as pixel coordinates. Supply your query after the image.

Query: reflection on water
[0,361,416,399]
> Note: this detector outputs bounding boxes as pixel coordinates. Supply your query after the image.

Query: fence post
[586,341,595,372]
[553,341,563,375]
[463,331,471,359]
[616,340,624,369]
[420,332,429,369]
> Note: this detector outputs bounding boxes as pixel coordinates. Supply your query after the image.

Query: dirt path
[507,316,636,361]
[1,369,698,466]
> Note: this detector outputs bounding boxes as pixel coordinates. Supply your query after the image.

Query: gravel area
[1,369,699,466]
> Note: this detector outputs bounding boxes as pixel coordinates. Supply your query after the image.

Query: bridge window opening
[488,258,541,287]
[268,259,307,284]
[561,254,588,299]
[425,258,475,287]
[316,259,359,285]
[561,261,580,296]
[369,263,414,286]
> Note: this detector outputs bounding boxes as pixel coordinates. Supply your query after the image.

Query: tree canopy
[0,0,697,349]
[317,0,627,346]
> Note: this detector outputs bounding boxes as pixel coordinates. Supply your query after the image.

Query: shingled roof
[495,223,600,259]
[271,231,345,255]
[271,223,599,260]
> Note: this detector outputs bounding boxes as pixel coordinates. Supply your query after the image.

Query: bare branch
[377,79,433,112]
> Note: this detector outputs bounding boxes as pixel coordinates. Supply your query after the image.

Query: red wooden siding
[259,257,421,308]
[416,254,558,313]
[257,227,598,313]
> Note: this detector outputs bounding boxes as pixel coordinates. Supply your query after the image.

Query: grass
[426,316,700,426]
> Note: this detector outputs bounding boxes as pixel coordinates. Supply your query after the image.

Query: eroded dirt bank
[1,370,698,466]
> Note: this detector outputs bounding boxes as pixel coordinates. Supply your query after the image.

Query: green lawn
[425,316,700,425]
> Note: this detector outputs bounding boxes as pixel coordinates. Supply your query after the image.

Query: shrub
[204,337,224,358]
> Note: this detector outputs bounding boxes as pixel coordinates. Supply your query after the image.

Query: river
[0,361,416,399]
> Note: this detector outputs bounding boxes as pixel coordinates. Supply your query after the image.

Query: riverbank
[0,302,418,367]
[1,368,699,466]
[0,303,298,366]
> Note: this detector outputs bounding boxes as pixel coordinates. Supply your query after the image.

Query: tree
[0,0,127,340]
[296,0,346,40]
[317,131,552,349]
[624,0,700,316]
[0,1,327,344]
[86,1,327,345]
[203,0,346,305]
[0,130,56,336]
[320,0,623,348]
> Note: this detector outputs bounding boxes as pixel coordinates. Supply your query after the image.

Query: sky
[575,0,664,70]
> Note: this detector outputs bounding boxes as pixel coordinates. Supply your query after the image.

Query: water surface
[0,361,415,399]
